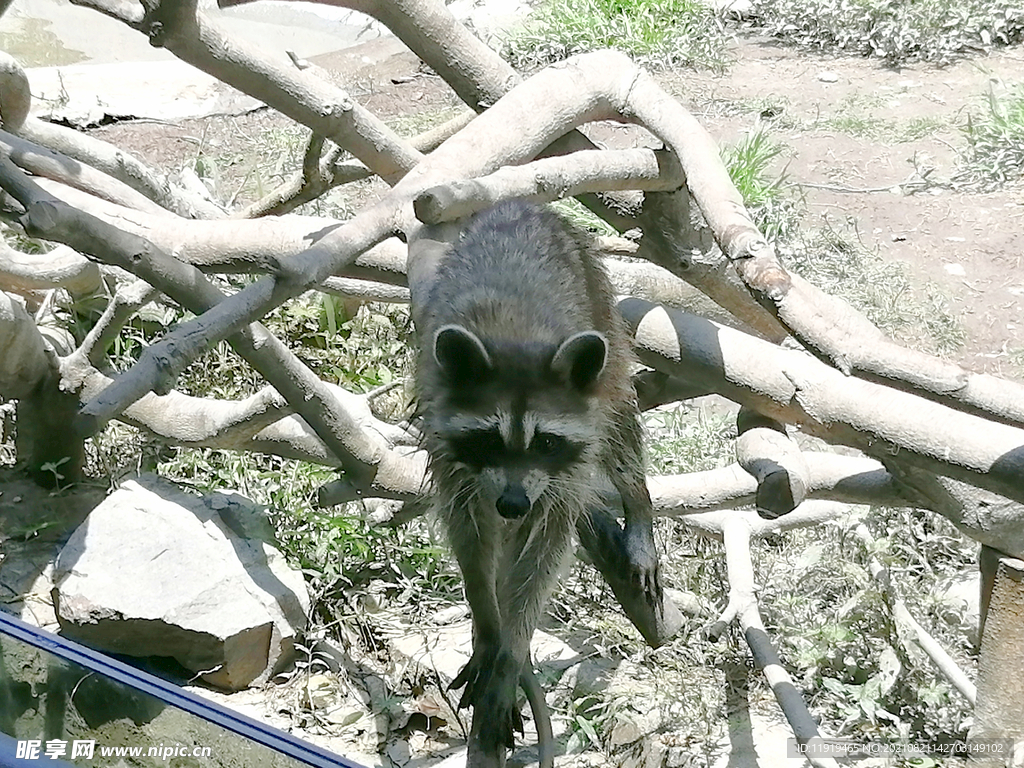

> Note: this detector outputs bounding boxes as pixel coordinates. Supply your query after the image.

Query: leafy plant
[502,0,728,72]
[752,0,1024,66]
[761,512,974,743]
[39,457,71,491]
[645,405,736,474]
[565,695,609,753]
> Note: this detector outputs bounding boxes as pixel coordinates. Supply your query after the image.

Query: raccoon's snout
[496,485,531,519]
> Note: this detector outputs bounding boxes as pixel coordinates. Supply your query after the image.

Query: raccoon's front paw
[451,646,523,749]
[450,643,496,709]
[624,522,664,612]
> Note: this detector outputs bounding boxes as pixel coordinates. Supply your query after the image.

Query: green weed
[761,509,975,742]
[721,127,800,241]
[502,0,728,72]
[956,81,1024,190]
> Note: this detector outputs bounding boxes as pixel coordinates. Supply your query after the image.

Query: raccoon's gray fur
[413,200,660,767]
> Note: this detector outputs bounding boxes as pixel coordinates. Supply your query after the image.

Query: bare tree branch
[634,370,713,411]
[0,241,103,298]
[0,154,419,498]
[26,182,718,315]
[413,148,686,224]
[236,135,344,219]
[69,0,144,25]
[0,130,171,215]
[652,452,915,515]
[238,110,475,219]
[0,52,31,131]
[61,343,423,481]
[16,53,736,413]
[239,2,781,347]
[17,117,223,219]
[0,290,54,399]
[275,0,521,114]
[736,407,810,519]
[885,466,1024,559]
[30,179,367,275]
[721,514,841,768]
[621,296,1024,512]
[763,272,1024,429]
[319,276,409,303]
[9,48,1024,539]
[68,366,292,446]
[77,280,154,367]
[637,190,787,342]
[116,0,422,182]
[287,0,666,235]
[40,53,758,409]
[683,500,852,540]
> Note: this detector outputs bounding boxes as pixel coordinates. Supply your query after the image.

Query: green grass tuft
[502,0,728,72]
[955,82,1024,190]
[721,127,800,242]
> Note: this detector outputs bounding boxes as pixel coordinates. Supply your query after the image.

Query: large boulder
[52,475,309,691]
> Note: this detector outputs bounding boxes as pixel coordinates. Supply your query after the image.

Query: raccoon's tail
[520,666,554,768]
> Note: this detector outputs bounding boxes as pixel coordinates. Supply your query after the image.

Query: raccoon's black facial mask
[446,427,584,473]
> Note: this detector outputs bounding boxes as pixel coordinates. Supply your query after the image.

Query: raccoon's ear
[552,331,607,391]
[434,324,493,384]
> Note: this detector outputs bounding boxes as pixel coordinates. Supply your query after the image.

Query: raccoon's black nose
[496,486,531,519]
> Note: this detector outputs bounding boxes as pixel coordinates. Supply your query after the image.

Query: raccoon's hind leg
[606,401,664,615]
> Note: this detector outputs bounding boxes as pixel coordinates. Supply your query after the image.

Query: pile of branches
[1,0,1022,758]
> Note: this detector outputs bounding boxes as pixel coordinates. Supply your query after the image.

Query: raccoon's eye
[532,433,568,457]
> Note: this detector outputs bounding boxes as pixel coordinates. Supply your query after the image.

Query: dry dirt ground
[666,37,1024,377]
[5,26,1023,768]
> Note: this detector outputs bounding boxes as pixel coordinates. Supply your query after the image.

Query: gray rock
[52,475,309,691]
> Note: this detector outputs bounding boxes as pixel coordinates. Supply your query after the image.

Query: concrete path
[0,0,381,123]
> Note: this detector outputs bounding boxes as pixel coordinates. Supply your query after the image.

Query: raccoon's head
[429,324,607,520]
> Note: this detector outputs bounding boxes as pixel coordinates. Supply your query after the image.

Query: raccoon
[413,200,661,766]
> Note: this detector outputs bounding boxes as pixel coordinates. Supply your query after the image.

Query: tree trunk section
[969,554,1024,764]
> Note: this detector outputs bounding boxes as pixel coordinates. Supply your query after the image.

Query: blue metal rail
[0,610,368,768]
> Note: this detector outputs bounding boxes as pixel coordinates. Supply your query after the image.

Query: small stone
[304,673,337,708]
[817,70,840,83]
[431,605,469,625]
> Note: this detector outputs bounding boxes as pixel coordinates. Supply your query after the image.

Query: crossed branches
[0,0,1018,755]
